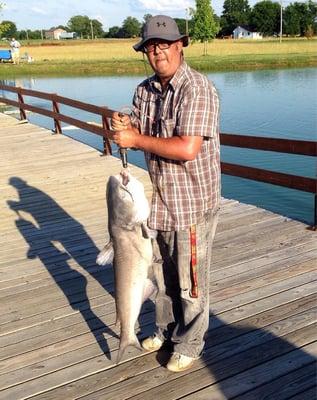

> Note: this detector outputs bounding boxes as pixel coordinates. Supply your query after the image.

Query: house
[233,26,262,40]
[44,28,67,40]
[59,32,77,40]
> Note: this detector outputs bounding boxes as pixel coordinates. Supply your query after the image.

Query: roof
[233,25,257,33]
[45,28,66,34]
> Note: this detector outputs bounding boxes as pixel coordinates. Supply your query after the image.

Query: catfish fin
[96,241,114,266]
[141,223,157,239]
[142,278,157,302]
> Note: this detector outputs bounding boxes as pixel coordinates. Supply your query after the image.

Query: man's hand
[109,112,140,149]
[111,111,131,131]
[109,128,141,149]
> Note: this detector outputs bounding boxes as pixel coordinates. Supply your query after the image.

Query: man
[110,15,220,372]
[10,37,21,65]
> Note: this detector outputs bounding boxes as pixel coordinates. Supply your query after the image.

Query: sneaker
[141,336,163,352]
[166,352,199,372]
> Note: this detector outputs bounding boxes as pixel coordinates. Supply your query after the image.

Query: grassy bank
[0,38,316,77]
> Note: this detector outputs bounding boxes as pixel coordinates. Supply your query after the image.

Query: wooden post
[102,108,112,156]
[17,89,27,120]
[52,97,62,134]
[306,194,316,231]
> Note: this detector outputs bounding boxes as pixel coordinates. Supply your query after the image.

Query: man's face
[144,39,183,81]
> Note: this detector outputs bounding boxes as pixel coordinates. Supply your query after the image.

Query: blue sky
[2,0,297,31]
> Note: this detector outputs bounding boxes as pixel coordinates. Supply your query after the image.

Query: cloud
[30,7,48,16]
[136,0,193,12]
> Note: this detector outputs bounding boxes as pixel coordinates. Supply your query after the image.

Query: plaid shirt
[132,61,221,231]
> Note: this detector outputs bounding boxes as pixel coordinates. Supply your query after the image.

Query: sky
[1,0,294,31]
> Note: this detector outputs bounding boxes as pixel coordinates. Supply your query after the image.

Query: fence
[0,84,316,228]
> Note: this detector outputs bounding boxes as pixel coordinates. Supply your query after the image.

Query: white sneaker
[166,352,199,372]
[141,336,163,352]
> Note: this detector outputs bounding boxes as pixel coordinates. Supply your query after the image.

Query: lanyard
[190,225,198,298]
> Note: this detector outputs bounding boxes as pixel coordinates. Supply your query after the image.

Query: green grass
[0,38,316,78]
[1,54,316,78]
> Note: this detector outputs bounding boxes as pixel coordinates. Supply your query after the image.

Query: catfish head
[106,170,150,229]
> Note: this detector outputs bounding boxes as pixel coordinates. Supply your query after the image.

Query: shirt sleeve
[176,83,219,138]
[131,89,141,128]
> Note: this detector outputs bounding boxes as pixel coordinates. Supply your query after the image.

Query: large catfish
[96,170,155,363]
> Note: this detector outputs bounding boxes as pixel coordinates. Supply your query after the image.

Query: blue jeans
[152,209,219,358]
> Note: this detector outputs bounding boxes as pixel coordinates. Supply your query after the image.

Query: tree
[56,24,69,31]
[90,19,104,38]
[284,1,317,36]
[175,18,193,35]
[0,2,10,38]
[250,1,280,36]
[67,15,91,38]
[106,26,120,38]
[191,0,220,55]
[220,0,251,36]
[121,16,141,38]
[0,20,16,38]
[143,14,152,24]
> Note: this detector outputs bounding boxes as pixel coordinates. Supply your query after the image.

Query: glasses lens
[158,43,170,50]
[144,42,171,53]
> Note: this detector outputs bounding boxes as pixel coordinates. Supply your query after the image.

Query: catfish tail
[116,333,143,364]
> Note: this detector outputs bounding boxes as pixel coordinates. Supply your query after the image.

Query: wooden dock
[0,112,316,400]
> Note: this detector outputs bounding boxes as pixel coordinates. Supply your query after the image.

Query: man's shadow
[7,176,120,359]
[202,311,316,398]
[157,309,316,398]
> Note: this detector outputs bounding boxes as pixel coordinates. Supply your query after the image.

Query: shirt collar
[148,61,188,95]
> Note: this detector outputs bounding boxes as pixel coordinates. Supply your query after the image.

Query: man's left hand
[108,128,139,149]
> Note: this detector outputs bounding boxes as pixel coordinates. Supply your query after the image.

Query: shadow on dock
[203,312,316,398]
[154,311,316,398]
[7,176,119,360]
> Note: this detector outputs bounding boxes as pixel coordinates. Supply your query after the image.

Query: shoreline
[0,54,316,78]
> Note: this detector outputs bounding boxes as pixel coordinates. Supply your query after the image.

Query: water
[2,68,316,224]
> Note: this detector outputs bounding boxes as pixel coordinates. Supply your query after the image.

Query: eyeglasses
[143,42,172,54]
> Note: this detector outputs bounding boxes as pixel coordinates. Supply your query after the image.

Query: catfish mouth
[113,170,130,187]
[120,170,130,186]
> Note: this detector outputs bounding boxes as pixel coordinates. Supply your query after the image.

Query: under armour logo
[157,22,166,27]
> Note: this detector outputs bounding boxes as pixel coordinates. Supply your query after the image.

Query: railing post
[306,193,317,231]
[102,107,112,156]
[313,194,317,231]
[17,88,27,121]
[52,96,62,134]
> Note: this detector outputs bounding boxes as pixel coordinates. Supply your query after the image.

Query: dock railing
[0,84,316,228]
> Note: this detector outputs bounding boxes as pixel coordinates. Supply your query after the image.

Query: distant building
[59,32,77,40]
[44,28,67,40]
[233,26,263,40]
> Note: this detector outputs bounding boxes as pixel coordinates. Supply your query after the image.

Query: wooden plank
[285,386,317,400]
[1,310,315,399]
[221,162,316,193]
[177,343,317,400]
[232,362,316,400]
[220,133,317,156]
[6,296,314,398]
[54,325,316,400]
[1,293,315,395]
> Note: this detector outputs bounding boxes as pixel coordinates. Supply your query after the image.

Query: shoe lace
[173,352,182,361]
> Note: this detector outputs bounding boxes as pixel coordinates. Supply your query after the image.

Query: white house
[233,26,263,40]
[45,28,67,40]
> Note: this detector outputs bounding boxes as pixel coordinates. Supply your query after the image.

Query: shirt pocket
[160,118,177,138]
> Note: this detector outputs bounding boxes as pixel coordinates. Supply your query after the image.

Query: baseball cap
[133,15,189,52]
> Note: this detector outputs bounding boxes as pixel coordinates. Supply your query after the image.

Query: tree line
[0,0,316,41]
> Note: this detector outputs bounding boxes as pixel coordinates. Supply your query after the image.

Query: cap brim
[133,34,189,52]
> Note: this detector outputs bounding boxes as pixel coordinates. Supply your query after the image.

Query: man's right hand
[111,111,131,131]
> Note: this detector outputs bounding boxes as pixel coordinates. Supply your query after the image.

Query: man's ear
[176,40,183,52]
